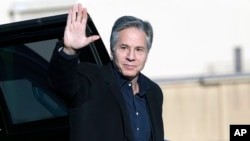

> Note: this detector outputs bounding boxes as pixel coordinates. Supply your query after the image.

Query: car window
[0,39,67,125]
[0,79,66,124]
[25,39,56,62]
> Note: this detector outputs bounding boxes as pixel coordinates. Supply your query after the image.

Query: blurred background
[1,0,250,140]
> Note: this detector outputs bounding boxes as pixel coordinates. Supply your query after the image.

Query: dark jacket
[48,44,164,141]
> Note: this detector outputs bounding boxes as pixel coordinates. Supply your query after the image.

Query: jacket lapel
[102,63,134,141]
[145,90,156,141]
[146,88,164,141]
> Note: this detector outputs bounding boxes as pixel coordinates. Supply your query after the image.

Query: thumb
[87,35,100,44]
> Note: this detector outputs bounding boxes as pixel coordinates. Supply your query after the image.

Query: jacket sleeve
[48,40,90,106]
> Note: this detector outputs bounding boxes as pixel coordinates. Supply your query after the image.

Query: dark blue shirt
[113,64,151,141]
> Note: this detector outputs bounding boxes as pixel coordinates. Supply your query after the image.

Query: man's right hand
[63,3,100,55]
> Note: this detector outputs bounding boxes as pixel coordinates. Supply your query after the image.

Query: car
[0,13,110,141]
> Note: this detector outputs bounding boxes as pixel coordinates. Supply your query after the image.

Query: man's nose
[126,49,135,61]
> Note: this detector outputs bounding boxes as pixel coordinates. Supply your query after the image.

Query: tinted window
[25,39,56,62]
[1,79,66,124]
[0,39,67,125]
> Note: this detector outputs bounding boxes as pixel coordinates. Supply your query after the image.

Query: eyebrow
[119,43,129,47]
[119,43,146,49]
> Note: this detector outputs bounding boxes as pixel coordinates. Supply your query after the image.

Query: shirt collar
[112,62,149,96]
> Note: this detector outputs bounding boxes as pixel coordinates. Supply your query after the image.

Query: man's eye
[136,48,145,52]
[119,46,127,50]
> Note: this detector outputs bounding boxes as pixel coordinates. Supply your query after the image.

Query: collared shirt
[112,63,151,141]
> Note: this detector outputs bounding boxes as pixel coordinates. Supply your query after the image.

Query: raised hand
[63,3,100,55]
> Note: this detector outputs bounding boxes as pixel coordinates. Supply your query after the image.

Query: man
[49,3,164,141]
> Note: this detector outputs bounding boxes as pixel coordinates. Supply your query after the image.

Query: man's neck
[130,77,139,95]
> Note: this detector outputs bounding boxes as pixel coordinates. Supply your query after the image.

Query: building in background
[1,0,76,24]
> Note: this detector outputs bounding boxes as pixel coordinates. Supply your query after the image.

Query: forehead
[117,27,147,47]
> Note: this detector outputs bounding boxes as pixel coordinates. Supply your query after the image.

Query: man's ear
[110,47,115,60]
[110,49,112,58]
[145,52,149,62]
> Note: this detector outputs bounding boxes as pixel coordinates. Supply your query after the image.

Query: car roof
[0,13,111,65]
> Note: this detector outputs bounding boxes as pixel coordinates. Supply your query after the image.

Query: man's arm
[48,3,98,105]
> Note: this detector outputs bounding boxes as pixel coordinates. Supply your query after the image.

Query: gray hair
[110,15,153,53]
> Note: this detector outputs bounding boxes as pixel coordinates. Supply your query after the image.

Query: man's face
[112,27,149,80]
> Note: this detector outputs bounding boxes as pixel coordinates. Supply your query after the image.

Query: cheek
[113,52,123,66]
[114,51,124,61]
[140,55,148,65]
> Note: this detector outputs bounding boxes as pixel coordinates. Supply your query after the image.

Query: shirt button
[137,128,140,131]
[136,112,139,115]
[128,83,132,87]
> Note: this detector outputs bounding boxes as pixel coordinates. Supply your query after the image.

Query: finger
[81,8,88,25]
[67,9,72,25]
[72,5,77,22]
[87,35,100,44]
[77,3,83,22]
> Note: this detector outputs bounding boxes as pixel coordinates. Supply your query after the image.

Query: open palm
[64,4,99,51]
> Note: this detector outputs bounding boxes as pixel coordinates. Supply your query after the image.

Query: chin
[122,72,138,80]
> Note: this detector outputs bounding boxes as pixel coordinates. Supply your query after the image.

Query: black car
[0,13,110,141]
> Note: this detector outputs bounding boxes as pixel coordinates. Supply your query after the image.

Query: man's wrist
[58,46,79,60]
[63,46,77,55]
